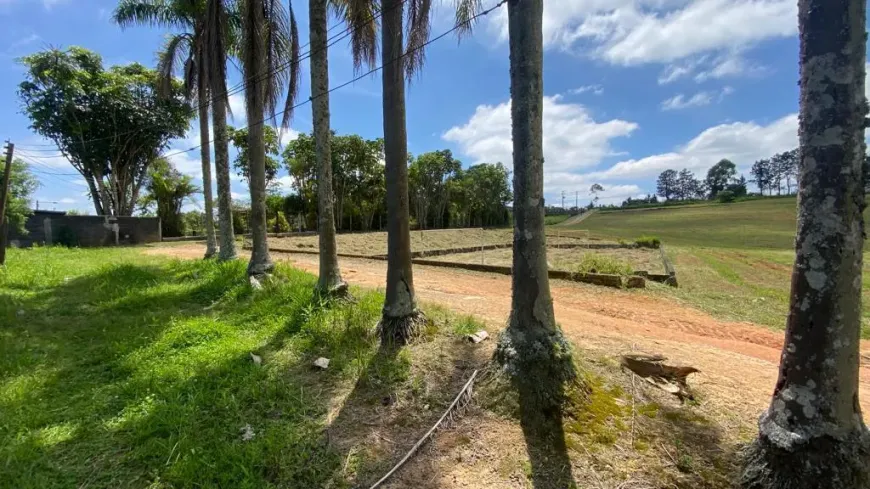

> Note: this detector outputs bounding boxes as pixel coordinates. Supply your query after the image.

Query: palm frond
[331,0,379,72]
[113,0,194,29]
[262,0,290,123]
[453,0,482,39]
[238,0,265,126]
[156,33,196,99]
[404,0,432,80]
[280,0,301,129]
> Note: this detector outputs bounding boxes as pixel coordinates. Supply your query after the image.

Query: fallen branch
[368,369,479,489]
[620,354,699,401]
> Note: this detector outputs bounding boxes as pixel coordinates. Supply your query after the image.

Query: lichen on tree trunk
[740,0,870,487]
[379,0,423,344]
[492,0,575,413]
[310,0,346,297]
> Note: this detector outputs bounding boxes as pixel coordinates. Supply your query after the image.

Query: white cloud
[489,0,794,71]
[278,127,300,146]
[168,151,204,180]
[443,95,637,173]
[8,33,39,52]
[569,84,604,96]
[587,113,797,181]
[58,197,76,204]
[228,93,246,124]
[274,176,295,193]
[660,86,732,111]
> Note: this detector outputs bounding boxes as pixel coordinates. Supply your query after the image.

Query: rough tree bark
[197,58,217,258]
[493,0,575,411]
[311,0,347,296]
[378,0,425,344]
[212,85,237,261]
[243,0,274,277]
[739,1,870,487]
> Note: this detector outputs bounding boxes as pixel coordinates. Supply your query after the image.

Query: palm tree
[238,0,301,277]
[309,0,347,297]
[494,0,575,408]
[114,0,218,258]
[740,0,869,487]
[204,0,238,261]
[338,0,479,344]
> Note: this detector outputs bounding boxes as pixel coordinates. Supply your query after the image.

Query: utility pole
[0,141,15,266]
[575,191,578,210]
[561,191,565,210]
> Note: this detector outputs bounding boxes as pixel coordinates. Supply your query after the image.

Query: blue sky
[1,0,819,213]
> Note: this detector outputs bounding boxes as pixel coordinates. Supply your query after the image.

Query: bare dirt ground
[145,243,870,417]
[144,243,870,487]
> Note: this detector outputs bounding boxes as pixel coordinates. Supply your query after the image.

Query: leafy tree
[114,0,218,257]
[227,125,281,189]
[740,1,870,486]
[139,157,199,237]
[726,175,748,197]
[239,0,302,277]
[656,169,679,200]
[409,150,462,229]
[18,47,193,217]
[705,159,737,198]
[589,183,604,207]
[771,149,799,195]
[677,169,702,200]
[751,159,774,195]
[0,158,39,234]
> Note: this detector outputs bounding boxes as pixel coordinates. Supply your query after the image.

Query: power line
[162,0,507,162]
[16,2,401,151]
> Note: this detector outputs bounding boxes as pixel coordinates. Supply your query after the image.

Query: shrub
[635,236,661,249]
[717,190,736,203]
[268,212,290,233]
[574,253,634,276]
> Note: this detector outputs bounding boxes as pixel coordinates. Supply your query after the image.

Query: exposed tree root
[376,310,429,346]
[739,430,870,489]
[246,259,275,278]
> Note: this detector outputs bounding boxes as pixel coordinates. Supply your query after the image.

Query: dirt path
[144,243,870,420]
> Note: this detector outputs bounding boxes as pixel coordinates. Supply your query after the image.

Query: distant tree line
[198,135,512,237]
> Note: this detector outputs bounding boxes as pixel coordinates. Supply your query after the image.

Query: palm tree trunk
[494,0,574,410]
[213,84,237,261]
[244,0,274,277]
[379,0,423,344]
[198,63,217,258]
[311,0,346,295]
[740,1,869,487]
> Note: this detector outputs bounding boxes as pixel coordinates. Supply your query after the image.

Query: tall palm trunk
[740,0,869,487]
[243,0,274,277]
[197,57,217,257]
[310,0,346,295]
[213,83,237,260]
[494,0,574,410]
[378,0,424,344]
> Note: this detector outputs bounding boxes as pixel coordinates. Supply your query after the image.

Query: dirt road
[145,243,870,419]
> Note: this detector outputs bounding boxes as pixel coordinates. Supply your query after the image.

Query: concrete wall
[8,211,161,248]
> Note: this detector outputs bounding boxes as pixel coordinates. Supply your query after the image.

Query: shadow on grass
[648,402,740,488]
[517,383,575,489]
[324,331,489,488]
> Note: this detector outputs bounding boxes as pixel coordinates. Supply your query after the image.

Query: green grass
[544,214,571,226]
[566,196,867,250]
[0,247,483,488]
[564,197,870,336]
[573,253,634,276]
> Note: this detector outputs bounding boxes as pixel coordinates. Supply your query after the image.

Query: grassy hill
[564,197,812,250]
[559,197,870,337]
